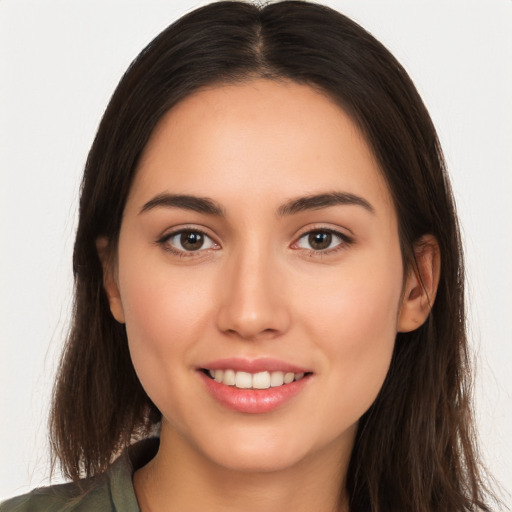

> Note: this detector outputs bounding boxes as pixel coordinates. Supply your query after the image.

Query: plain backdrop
[1,0,511,505]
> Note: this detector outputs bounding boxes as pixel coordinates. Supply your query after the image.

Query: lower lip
[199,372,311,414]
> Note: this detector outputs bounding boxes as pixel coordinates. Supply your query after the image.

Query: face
[104,79,417,474]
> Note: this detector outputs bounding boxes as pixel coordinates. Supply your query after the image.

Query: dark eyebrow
[139,193,225,216]
[277,192,375,216]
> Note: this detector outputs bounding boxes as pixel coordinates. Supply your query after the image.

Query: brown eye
[295,229,350,253]
[180,231,204,251]
[308,231,332,250]
[160,229,217,254]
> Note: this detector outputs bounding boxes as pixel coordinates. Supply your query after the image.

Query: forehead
[130,79,393,216]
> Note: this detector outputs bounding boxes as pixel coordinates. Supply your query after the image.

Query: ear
[397,234,440,333]
[96,237,125,324]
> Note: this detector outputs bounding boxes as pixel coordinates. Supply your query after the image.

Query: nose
[215,245,291,341]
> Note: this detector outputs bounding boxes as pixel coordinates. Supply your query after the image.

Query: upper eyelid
[298,230,346,241]
[157,228,220,257]
[156,227,220,253]
[290,226,354,253]
[292,224,353,241]
[156,224,353,248]
[157,225,217,241]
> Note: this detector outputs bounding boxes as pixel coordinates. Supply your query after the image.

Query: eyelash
[156,227,219,257]
[156,227,353,258]
[293,228,353,257]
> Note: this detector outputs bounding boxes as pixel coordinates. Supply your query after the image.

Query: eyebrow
[277,192,375,216]
[140,193,225,216]
[139,191,374,217]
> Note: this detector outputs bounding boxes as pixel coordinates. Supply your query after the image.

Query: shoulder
[0,479,109,512]
[0,438,158,512]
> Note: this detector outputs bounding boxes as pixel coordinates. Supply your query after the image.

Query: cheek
[118,240,210,338]
[121,279,185,353]
[301,253,403,407]
[116,250,214,400]
[304,252,402,338]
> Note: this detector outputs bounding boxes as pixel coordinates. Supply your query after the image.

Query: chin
[194,423,351,475]
[204,441,308,474]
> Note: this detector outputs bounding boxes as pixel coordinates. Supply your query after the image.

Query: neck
[134,423,352,512]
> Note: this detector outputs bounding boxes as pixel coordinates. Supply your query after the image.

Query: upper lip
[199,357,311,374]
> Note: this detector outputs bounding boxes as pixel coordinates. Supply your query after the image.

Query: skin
[100,79,439,512]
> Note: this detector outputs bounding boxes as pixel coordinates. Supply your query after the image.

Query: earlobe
[397,234,441,333]
[96,237,125,324]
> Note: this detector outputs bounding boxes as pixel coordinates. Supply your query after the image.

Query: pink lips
[198,357,312,414]
[202,357,309,374]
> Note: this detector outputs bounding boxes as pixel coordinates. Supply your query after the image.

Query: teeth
[270,371,284,387]
[252,371,271,389]
[284,372,294,384]
[208,369,307,389]
[223,369,236,386]
[235,371,252,389]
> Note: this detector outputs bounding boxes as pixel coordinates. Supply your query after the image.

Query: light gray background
[1,0,511,505]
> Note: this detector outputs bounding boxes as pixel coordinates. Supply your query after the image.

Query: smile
[205,369,307,389]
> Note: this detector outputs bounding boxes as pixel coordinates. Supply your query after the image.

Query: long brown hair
[50,2,493,510]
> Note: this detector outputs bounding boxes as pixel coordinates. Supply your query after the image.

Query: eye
[294,229,350,252]
[159,229,218,254]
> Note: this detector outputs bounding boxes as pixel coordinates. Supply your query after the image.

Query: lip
[199,371,312,414]
[199,357,310,374]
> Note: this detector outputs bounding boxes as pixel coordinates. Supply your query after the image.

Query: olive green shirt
[0,438,159,512]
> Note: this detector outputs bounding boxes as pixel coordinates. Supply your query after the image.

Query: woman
[0,1,498,511]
